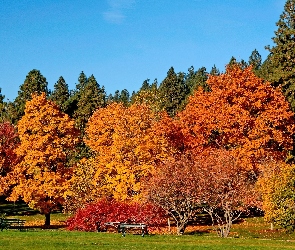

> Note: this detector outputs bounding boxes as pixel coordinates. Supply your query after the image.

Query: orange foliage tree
[84,102,169,201]
[6,93,79,225]
[174,66,295,172]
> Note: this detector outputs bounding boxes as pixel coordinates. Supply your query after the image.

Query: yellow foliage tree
[258,161,295,231]
[64,157,101,213]
[7,93,79,225]
[84,103,169,201]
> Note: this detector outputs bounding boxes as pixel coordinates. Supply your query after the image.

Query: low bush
[66,199,167,232]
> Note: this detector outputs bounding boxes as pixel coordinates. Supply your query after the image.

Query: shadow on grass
[25,224,67,230]
[0,199,38,216]
[186,229,211,236]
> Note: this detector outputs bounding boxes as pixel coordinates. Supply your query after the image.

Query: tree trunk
[167,218,171,232]
[45,213,51,226]
[176,222,186,235]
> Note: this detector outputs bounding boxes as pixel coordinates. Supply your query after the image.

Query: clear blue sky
[0,0,285,101]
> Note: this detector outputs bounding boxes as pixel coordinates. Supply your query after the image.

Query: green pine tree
[228,56,238,66]
[185,66,209,94]
[74,74,106,159]
[266,0,295,111]
[249,49,262,71]
[0,88,4,103]
[74,74,106,133]
[140,79,150,91]
[0,88,8,122]
[113,90,120,103]
[119,89,130,106]
[13,69,49,123]
[66,71,88,118]
[210,65,220,76]
[158,67,188,116]
[258,55,275,80]
[49,76,70,113]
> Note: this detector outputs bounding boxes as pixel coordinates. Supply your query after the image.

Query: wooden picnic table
[0,218,26,231]
[104,222,148,237]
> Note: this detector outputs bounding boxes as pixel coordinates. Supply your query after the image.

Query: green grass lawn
[1,230,295,250]
[1,201,295,249]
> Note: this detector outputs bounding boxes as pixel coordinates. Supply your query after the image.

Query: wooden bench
[0,218,26,231]
[104,222,148,237]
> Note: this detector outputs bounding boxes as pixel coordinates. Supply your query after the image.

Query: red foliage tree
[197,149,256,237]
[0,122,20,195]
[144,155,202,235]
[145,150,255,236]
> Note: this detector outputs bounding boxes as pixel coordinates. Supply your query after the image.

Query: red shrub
[66,199,167,232]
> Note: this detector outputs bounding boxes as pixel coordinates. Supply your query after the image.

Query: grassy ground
[1,201,295,249]
[1,230,295,250]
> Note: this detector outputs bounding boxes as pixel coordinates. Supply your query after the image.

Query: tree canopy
[6,93,79,225]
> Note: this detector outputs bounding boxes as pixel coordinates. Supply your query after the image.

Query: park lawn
[1,202,295,249]
[1,230,295,250]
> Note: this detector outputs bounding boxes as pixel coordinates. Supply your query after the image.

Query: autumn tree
[0,122,19,196]
[266,0,295,111]
[198,150,256,237]
[176,66,294,172]
[6,93,79,226]
[64,157,101,213]
[258,160,295,231]
[145,149,254,236]
[67,199,167,232]
[144,155,202,235]
[84,103,169,201]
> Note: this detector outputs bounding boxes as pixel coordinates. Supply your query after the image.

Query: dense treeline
[1,0,295,237]
[0,51,265,125]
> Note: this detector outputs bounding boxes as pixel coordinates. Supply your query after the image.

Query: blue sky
[0,0,285,101]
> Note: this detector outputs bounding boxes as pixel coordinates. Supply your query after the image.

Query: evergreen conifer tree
[13,69,49,122]
[74,74,106,133]
[185,66,209,94]
[249,49,262,71]
[50,76,70,113]
[73,74,106,159]
[266,0,295,111]
[119,89,130,106]
[66,71,88,118]
[210,65,220,76]
[158,67,188,116]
